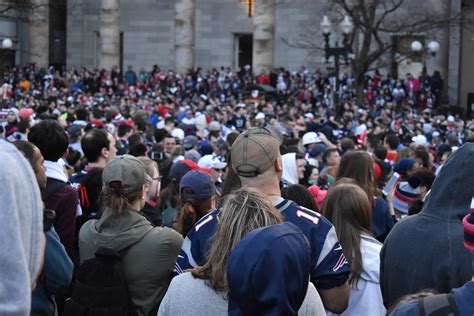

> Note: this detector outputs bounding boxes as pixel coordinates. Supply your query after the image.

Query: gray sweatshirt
[158,272,326,316]
[0,140,44,316]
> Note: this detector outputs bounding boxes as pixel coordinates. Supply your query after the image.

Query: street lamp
[410,39,439,82]
[321,15,353,114]
[1,38,14,70]
[427,41,440,56]
[2,38,13,49]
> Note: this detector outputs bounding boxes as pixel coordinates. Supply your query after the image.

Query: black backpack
[63,248,131,316]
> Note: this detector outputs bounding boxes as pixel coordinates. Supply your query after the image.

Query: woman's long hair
[281,184,319,212]
[336,151,378,202]
[191,187,283,292]
[322,179,372,287]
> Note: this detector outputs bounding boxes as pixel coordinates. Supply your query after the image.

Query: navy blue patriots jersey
[175,199,350,289]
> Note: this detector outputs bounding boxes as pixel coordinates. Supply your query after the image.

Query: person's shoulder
[374,197,390,214]
[279,200,332,231]
[361,234,383,250]
[170,272,202,288]
[163,272,227,314]
[375,196,388,206]
[78,219,96,241]
[69,171,86,184]
[385,214,419,238]
[168,272,223,303]
[381,215,423,255]
[147,225,183,245]
[55,183,79,199]
[187,209,220,239]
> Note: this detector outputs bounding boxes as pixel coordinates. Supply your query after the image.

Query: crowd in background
[0,62,473,316]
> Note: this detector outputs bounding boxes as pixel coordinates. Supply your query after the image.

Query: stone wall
[274,0,325,71]
[65,0,454,88]
[194,0,252,69]
[121,0,175,70]
[67,0,175,70]
[67,0,101,68]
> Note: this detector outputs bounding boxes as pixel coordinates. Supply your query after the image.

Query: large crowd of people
[1,63,473,316]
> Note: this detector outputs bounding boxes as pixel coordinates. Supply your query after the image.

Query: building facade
[0,0,473,111]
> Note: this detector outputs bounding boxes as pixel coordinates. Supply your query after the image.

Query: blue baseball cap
[394,158,416,176]
[179,170,215,200]
[310,143,327,158]
[227,222,311,316]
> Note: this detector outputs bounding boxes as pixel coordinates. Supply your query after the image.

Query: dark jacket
[140,201,163,227]
[380,143,474,308]
[372,197,394,242]
[43,178,79,259]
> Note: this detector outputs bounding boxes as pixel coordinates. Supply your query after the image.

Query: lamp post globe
[2,38,13,49]
[410,40,423,52]
[340,15,353,35]
[427,40,440,55]
[320,15,332,35]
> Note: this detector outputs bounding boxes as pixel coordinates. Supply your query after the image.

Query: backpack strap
[41,178,68,201]
[418,293,460,316]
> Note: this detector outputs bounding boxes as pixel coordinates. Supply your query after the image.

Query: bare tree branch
[280,0,474,102]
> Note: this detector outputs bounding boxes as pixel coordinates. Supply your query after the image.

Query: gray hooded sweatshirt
[0,140,44,316]
[380,143,474,308]
[79,208,183,316]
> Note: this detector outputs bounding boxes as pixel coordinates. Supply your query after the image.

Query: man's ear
[274,156,283,172]
[101,147,109,159]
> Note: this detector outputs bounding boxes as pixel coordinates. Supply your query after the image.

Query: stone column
[174,0,195,74]
[98,0,120,70]
[28,0,49,68]
[252,0,275,75]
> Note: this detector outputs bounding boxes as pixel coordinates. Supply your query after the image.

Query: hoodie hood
[421,143,474,221]
[0,140,43,315]
[89,208,153,251]
[359,235,382,284]
[227,222,310,316]
[281,153,299,185]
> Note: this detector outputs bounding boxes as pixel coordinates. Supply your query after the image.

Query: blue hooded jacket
[390,281,474,316]
[380,143,474,308]
[227,223,311,316]
[31,227,73,315]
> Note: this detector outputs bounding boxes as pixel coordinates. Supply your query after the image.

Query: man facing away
[28,120,79,259]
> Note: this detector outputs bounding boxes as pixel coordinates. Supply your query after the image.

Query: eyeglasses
[153,176,162,182]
